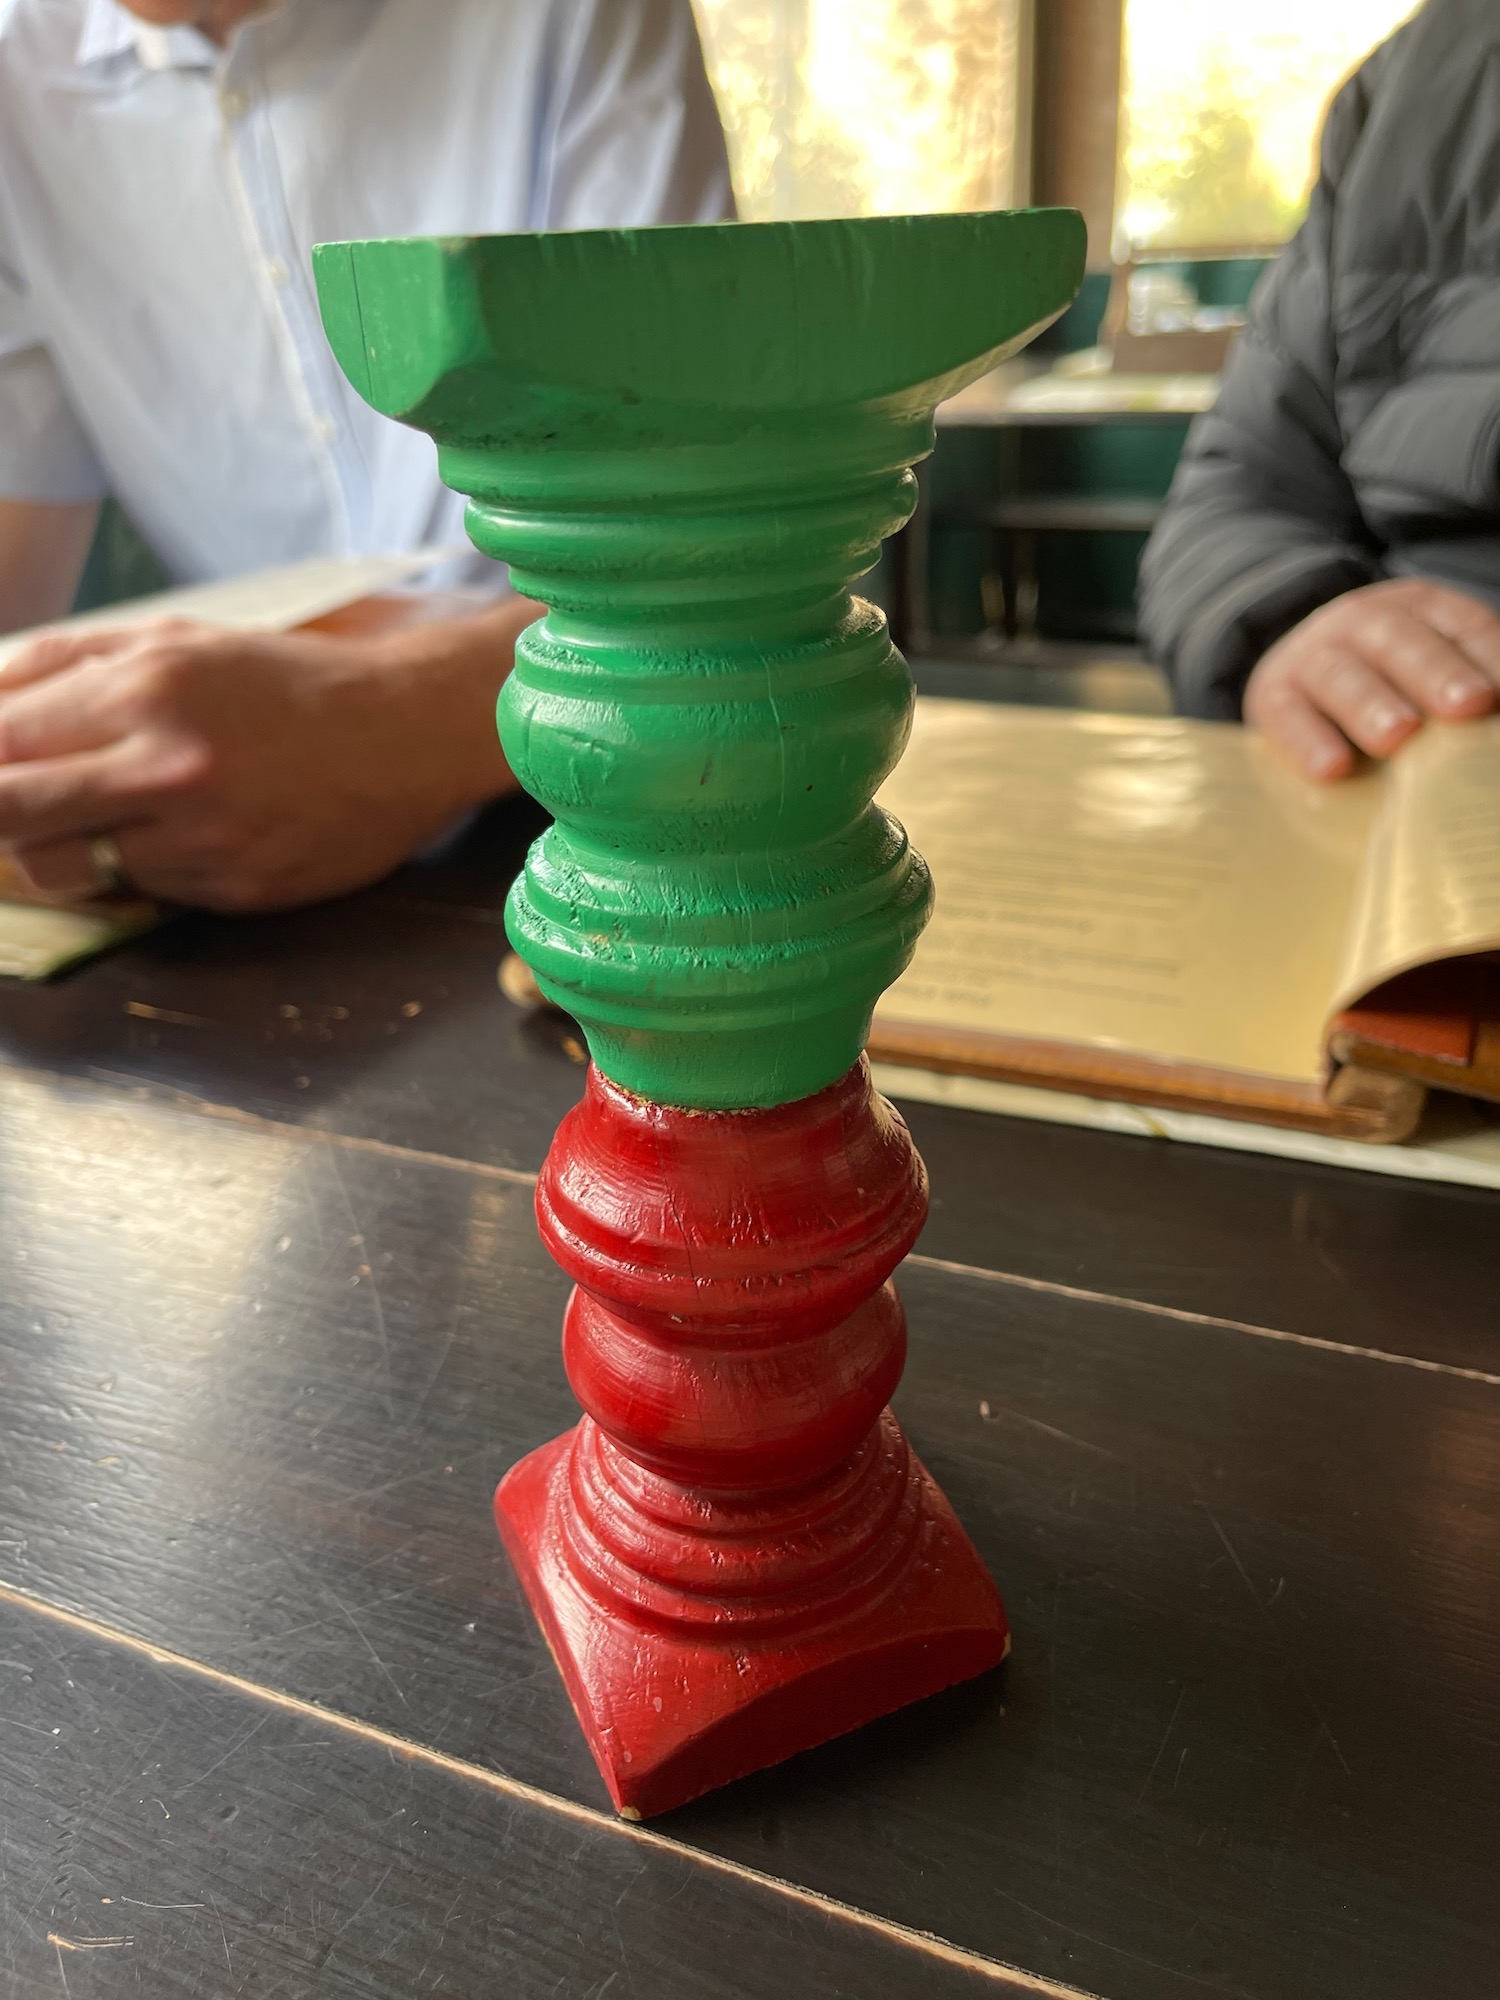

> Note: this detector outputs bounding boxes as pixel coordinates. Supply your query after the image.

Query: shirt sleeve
[539,0,736,231]
[0,221,108,505]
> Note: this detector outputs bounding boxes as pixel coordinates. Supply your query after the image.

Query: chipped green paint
[314,213,1084,1108]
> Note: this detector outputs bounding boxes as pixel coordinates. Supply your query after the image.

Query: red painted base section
[496,1058,1008,1818]
[496,1415,1007,1818]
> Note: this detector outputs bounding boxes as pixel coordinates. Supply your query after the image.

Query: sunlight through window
[694,0,1026,220]
[1118,0,1418,250]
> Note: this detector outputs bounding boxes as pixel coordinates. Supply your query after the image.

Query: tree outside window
[1117,0,1418,251]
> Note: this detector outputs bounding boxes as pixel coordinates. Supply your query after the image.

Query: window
[693,0,1028,221]
[1117,0,1418,252]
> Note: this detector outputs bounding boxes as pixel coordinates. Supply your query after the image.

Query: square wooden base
[495,1424,1009,1819]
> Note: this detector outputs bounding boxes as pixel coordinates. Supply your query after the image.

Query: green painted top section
[314,213,1084,1110]
[314,211,1085,456]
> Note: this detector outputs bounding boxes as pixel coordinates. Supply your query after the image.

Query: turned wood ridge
[315,211,1085,1817]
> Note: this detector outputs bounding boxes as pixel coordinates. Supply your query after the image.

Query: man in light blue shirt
[0,0,733,909]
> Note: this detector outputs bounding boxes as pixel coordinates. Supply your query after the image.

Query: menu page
[1334,715,1500,1010]
[876,701,1380,1084]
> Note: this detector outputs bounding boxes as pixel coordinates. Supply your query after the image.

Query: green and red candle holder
[315,209,1084,1817]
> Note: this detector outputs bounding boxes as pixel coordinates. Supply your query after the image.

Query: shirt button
[313,417,339,443]
[264,257,290,288]
[222,88,248,119]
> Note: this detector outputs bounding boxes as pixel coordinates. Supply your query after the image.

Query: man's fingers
[1348,603,1499,717]
[1244,671,1358,781]
[1296,647,1421,758]
[0,617,198,692]
[9,820,214,907]
[0,625,140,691]
[1250,581,1500,783]
[5,835,115,901]
[76,818,233,906]
[0,740,166,845]
[1408,587,1500,691]
[0,655,137,762]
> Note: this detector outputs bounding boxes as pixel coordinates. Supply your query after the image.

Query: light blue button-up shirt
[0,0,734,584]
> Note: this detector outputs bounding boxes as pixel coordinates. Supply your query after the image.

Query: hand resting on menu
[0,597,539,911]
[1244,577,1500,780]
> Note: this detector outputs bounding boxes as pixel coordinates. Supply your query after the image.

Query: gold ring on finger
[87,833,129,896]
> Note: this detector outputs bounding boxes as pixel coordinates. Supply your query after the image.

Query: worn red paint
[495,1058,1008,1818]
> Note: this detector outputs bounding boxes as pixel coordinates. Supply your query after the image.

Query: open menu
[871,701,1500,1142]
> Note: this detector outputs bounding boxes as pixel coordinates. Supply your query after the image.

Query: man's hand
[0,597,539,911]
[1244,578,1500,780]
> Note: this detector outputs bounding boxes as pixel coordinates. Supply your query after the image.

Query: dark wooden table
[1,780,1496,1999]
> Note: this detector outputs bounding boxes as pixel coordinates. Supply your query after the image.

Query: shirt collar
[75,0,220,72]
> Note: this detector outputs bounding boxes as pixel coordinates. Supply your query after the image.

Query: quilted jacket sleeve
[1137,63,1388,718]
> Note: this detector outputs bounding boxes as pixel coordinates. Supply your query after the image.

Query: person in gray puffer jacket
[1139,0,1500,781]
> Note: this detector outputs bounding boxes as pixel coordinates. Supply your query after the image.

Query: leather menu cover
[1329,957,1500,1104]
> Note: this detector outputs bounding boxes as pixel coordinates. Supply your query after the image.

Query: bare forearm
[0,500,99,635]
